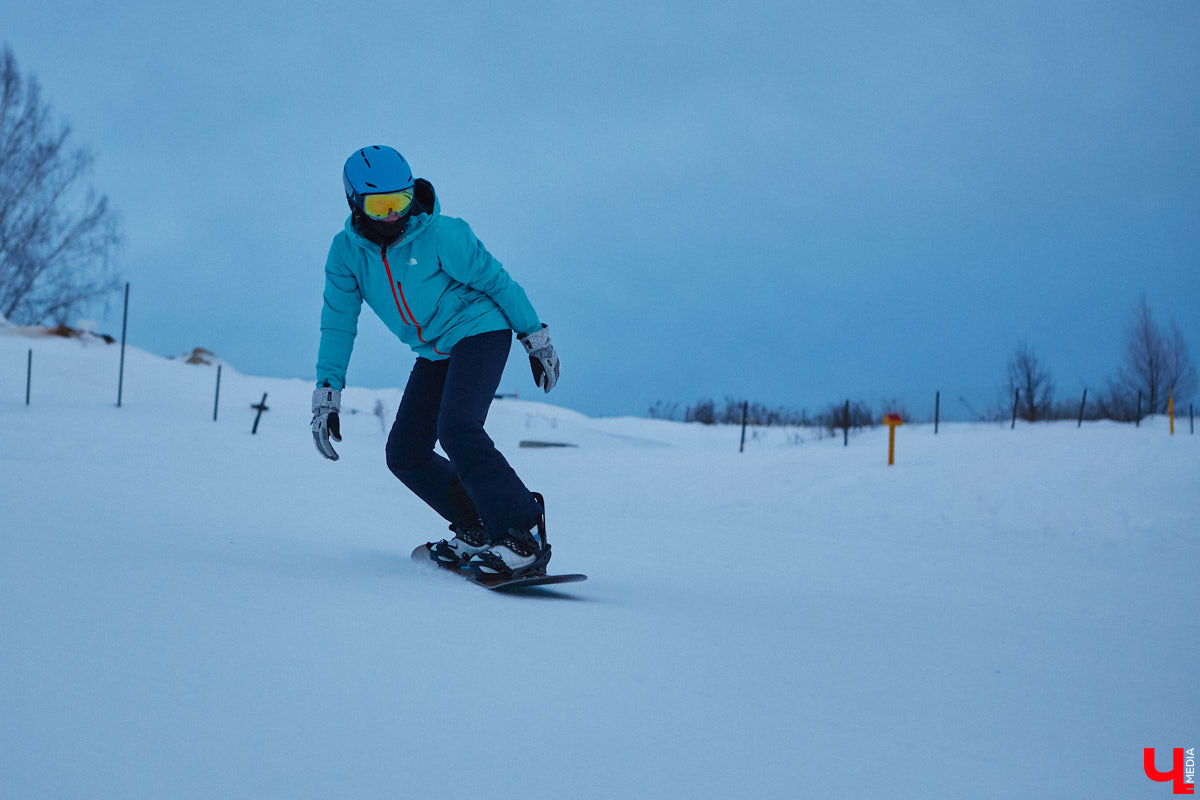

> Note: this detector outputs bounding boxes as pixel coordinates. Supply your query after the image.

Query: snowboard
[410,544,588,592]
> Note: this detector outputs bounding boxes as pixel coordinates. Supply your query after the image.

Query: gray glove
[520,325,559,393]
[311,384,342,461]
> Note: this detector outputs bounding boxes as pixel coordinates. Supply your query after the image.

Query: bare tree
[0,45,120,325]
[1161,320,1198,407]
[1005,342,1055,421]
[1101,296,1197,418]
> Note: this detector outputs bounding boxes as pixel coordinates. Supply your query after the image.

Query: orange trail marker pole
[883,414,903,465]
[1169,391,1174,435]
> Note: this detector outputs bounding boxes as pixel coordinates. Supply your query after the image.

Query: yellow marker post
[883,413,903,465]
[1169,391,1175,436]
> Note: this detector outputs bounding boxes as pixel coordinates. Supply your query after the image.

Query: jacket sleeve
[315,237,362,390]
[436,217,541,336]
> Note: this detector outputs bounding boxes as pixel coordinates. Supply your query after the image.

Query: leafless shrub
[817,399,874,435]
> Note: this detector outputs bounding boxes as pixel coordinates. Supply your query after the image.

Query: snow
[1,329,1196,799]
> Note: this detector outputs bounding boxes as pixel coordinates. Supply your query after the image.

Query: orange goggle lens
[362,189,414,220]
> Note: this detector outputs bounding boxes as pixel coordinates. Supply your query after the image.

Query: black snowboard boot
[468,493,551,578]
[428,522,490,568]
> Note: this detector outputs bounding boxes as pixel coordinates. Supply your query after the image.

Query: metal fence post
[117,282,129,407]
[739,401,748,453]
[213,364,222,421]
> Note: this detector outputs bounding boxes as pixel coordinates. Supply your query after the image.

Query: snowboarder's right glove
[519,325,559,393]
[311,383,342,461]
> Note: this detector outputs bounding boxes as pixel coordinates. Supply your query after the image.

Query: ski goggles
[361,188,414,220]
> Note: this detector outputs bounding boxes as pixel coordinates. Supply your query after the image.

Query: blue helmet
[343,146,414,212]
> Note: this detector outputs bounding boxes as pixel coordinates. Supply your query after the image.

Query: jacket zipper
[380,246,445,355]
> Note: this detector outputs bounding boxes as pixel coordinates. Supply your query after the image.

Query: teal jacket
[316,182,541,390]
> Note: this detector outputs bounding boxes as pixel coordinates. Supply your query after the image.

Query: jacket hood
[344,178,439,251]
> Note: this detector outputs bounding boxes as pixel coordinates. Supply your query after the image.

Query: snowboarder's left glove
[311,383,342,461]
[519,325,559,393]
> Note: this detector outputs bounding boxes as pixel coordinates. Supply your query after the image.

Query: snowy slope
[1,330,1197,799]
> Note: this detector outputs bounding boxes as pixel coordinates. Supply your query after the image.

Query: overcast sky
[6,1,1199,418]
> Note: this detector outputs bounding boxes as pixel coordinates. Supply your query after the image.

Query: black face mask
[351,203,411,247]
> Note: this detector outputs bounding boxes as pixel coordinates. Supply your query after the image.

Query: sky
[4,0,1199,418]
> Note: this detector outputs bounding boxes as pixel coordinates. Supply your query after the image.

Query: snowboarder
[311,145,561,579]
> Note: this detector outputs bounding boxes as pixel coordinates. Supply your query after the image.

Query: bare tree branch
[1163,321,1198,406]
[0,44,120,325]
